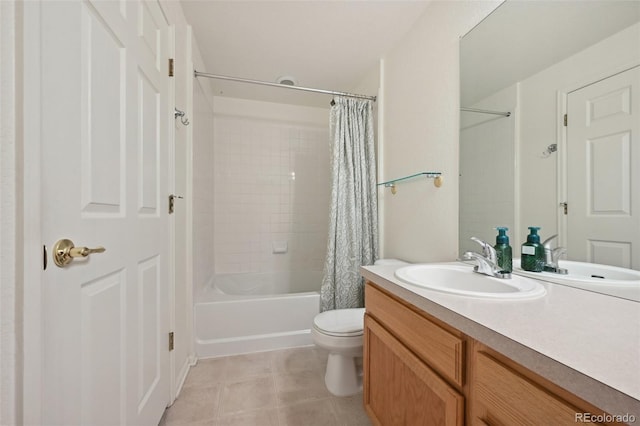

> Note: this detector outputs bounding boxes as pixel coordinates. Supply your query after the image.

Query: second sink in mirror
[512,259,640,302]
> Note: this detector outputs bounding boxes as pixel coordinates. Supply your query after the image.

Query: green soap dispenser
[494,227,512,273]
[521,227,545,272]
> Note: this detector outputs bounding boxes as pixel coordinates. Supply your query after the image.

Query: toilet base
[324,353,363,397]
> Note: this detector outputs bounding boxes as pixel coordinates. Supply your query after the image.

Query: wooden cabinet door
[363,314,464,426]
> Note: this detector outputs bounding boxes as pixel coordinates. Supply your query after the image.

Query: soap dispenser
[521,227,545,272]
[494,227,512,273]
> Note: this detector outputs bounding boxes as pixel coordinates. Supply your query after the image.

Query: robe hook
[174,108,189,126]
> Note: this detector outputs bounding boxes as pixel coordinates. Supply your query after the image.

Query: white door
[566,66,640,269]
[40,1,171,424]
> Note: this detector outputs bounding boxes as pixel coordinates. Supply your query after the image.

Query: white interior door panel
[40,1,171,424]
[567,66,640,269]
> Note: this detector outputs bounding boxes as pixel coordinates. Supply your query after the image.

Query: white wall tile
[212,99,330,275]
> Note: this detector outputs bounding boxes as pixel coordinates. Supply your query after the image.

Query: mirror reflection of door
[459,1,640,263]
[566,66,640,269]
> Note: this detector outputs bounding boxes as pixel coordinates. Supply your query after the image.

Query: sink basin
[394,263,546,300]
[512,259,640,302]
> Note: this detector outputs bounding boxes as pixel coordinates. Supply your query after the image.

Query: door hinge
[168,58,174,77]
[168,332,174,351]
[168,194,183,214]
[563,114,568,126]
[560,202,568,215]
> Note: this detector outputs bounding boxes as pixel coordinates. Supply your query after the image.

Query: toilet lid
[313,308,365,337]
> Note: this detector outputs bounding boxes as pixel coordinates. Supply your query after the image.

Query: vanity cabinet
[471,349,605,425]
[363,281,619,426]
[364,283,465,425]
[364,315,464,425]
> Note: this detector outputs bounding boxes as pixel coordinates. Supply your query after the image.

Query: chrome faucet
[542,234,568,274]
[462,237,511,279]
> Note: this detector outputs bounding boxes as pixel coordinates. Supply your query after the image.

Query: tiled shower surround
[213,111,330,276]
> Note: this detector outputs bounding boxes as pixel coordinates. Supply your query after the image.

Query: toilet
[312,307,366,396]
[312,259,407,396]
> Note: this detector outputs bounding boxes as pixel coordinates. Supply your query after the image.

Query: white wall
[158,0,216,399]
[171,4,193,398]
[379,1,502,262]
[352,64,380,100]
[518,22,640,242]
[211,97,329,278]
[192,79,215,293]
[459,84,518,254]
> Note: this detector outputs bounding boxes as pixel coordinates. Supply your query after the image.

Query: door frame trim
[1,1,21,423]
[556,61,640,249]
[21,1,44,423]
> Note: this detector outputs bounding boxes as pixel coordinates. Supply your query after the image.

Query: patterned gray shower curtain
[320,96,378,312]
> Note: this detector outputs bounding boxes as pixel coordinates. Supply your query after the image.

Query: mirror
[459,0,640,300]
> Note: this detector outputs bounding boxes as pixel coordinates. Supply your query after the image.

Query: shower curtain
[320,96,378,312]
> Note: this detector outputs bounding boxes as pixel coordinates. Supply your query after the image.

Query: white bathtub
[195,270,321,358]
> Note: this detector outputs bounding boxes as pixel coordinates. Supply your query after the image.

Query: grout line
[214,375,225,422]
[271,373,284,426]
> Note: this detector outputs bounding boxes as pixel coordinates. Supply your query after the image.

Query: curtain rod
[460,107,511,117]
[194,70,377,102]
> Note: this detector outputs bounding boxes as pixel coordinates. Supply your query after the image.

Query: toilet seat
[313,308,365,337]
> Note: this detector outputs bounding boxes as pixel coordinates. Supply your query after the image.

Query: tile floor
[159,346,372,426]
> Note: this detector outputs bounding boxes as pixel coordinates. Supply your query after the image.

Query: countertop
[361,263,640,418]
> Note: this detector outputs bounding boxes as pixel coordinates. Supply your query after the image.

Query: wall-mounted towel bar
[378,172,442,194]
[461,107,511,117]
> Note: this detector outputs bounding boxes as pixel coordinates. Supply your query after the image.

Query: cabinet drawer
[473,351,606,425]
[365,282,464,388]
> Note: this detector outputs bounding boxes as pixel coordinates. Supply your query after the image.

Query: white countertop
[361,263,640,417]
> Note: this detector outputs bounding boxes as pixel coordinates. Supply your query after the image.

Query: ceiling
[181,0,432,108]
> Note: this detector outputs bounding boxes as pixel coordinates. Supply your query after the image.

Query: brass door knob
[53,239,106,267]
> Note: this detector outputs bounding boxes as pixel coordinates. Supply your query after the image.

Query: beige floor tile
[160,420,215,426]
[183,357,228,389]
[271,346,327,374]
[274,369,330,406]
[223,351,274,382]
[278,398,338,426]
[330,394,371,426]
[164,347,373,426]
[160,384,221,425]
[220,376,277,416]
[216,407,280,426]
